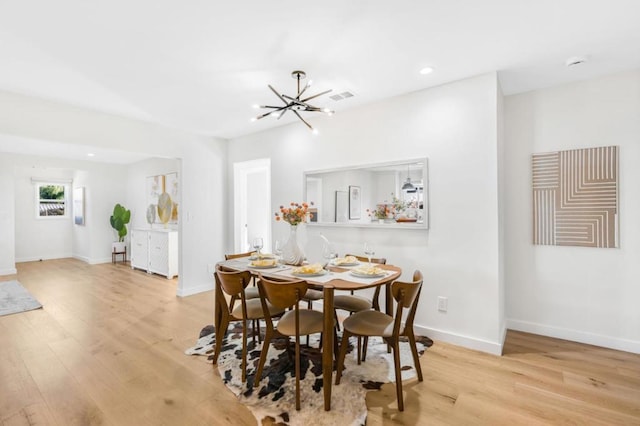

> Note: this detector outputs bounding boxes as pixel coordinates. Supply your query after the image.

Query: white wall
[504,69,640,353]
[0,155,16,275]
[229,73,505,354]
[177,138,227,297]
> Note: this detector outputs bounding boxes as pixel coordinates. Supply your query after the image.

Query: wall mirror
[304,158,428,229]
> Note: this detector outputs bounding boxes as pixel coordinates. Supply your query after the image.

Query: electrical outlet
[437,296,448,312]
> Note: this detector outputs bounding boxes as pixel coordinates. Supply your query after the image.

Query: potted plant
[110,203,131,253]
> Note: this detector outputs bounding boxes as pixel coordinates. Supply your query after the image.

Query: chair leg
[362,336,369,362]
[241,319,248,383]
[295,333,301,411]
[335,330,351,385]
[392,339,404,412]
[254,328,273,388]
[333,329,340,362]
[212,317,230,365]
[333,309,341,331]
[357,337,362,365]
[407,331,423,381]
[256,319,262,343]
[251,319,257,344]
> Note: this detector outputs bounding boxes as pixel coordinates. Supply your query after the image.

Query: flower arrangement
[367,204,393,220]
[275,201,314,226]
[391,194,407,213]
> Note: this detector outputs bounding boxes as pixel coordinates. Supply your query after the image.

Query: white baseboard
[507,318,640,355]
[414,324,504,356]
[70,255,116,265]
[15,254,73,263]
[177,281,214,297]
[326,300,505,356]
[0,267,17,276]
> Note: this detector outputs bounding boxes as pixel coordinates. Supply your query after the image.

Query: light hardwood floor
[1,258,639,425]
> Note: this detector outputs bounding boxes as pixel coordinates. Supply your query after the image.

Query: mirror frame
[303,157,429,230]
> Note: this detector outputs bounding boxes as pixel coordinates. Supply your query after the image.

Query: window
[36,183,68,218]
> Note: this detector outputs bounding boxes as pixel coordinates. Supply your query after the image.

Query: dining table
[215,255,402,411]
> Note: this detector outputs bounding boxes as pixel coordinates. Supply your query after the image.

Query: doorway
[233,158,271,254]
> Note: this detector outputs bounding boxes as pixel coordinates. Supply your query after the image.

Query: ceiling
[1,0,639,146]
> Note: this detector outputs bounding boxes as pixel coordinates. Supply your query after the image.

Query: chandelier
[253,70,334,132]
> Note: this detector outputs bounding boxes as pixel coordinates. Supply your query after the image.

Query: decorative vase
[282,225,304,266]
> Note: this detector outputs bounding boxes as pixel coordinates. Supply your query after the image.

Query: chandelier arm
[268,85,289,105]
[282,94,302,102]
[282,97,313,110]
[292,110,313,130]
[255,105,289,120]
[301,89,332,103]
[297,82,310,99]
[277,109,288,120]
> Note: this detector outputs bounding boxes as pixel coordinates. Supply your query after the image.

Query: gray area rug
[0,280,43,317]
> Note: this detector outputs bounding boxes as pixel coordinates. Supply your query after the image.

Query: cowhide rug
[185,323,432,425]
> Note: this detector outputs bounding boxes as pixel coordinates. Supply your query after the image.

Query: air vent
[329,91,355,102]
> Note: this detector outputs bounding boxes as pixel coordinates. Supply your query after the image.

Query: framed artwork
[147,175,165,204]
[146,173,180,224]
[532,145,618,248]
[73,187,85,225]
[308,208,318,222]
[335,191,348,222]
[165,172,179,223]
[349,185,361,220]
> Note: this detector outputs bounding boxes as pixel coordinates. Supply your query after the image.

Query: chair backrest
[215,264,252,297]
[390,270,423,336]
[258,275,308,310]
[224,251,253,260]
[345,254,387,265]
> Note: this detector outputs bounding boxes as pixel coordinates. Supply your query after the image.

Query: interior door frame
[233,158,272,254]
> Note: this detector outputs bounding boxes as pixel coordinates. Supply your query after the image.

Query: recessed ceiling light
[87,153,95,157]
[419,67,434,75]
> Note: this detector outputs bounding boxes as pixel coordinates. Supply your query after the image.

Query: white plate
[248,263,279,269]
[331,260,359,267]
[248,254,276,260]
[350,270,386,278]
[292,269,328,278]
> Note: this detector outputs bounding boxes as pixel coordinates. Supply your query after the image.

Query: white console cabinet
[131,228,178,279]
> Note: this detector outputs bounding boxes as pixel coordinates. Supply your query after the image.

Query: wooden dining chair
[333,254,387,363]
[254,275,333,411]
[224,251,263,341]
[224,251,260,299]
[213,265,285,382]
[335,270,424,412]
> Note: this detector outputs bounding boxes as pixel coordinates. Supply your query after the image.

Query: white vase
[282,225,304,265]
